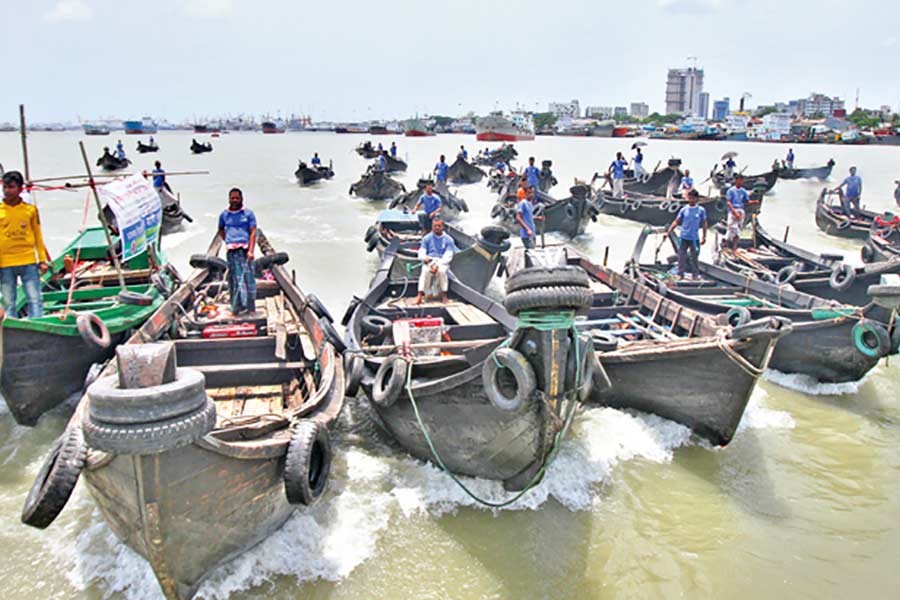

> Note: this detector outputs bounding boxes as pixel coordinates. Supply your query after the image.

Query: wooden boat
[136,141,159,153]
[622,160,683,196]
[348,167,406,201]
[389,177,469,222]
[473,144,518,167]
[384,154,407,173]
[343,251,592,491]
[593,188,730,227]
[630,228,899,383]
[96,151,131,171]
[447,156,486,185]
[190,140,213,154]
[32,230,346,600]
[294,160,335,185]
[491,180,598,239]
[1,227,171,425]
[814,188,879,240]
[362,209,509,293]
[355,142,381,159]
[717,220,900,306]
[506,245,789,446]
[775,159,835,180]
[710,167,778,195]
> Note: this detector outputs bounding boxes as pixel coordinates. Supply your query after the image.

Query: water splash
[764,368,867,396]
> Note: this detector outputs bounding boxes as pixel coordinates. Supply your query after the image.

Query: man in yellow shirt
[0,171,49,318]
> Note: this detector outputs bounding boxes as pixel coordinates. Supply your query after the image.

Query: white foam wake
[763,368,868,396]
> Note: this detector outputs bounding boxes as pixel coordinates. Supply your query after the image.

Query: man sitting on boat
[311,153,321,166]
[374,152,387,172]
[413,181,442,233]
[217,188,258,315]
[0,171,49,318]
[147,160,172,194]
[415,217,457,305]
[667,189,707,280]
[724,174,749,251]
[833,166,863,217]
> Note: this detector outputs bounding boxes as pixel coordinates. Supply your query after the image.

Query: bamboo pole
[30,170,210,184]
[78,141,127,291]
[19,105,30,183]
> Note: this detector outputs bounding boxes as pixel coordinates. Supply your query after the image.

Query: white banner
[98,175,162,261]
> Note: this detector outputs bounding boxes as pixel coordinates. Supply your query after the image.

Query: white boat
[476,111,535,141]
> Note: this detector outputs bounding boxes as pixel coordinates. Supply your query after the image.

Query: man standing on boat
[517,186,538,249]
[833,166,862,216]
[415,217,457,305]
[115,139,126,160]
[724,174,749,251]
[524,157,540,191]
[459,145,468,161]
[434,155,449,195]
[786,148,795,170]
[217,188,257,315]
[667,189,707,280]
[413,182,442,234]
[608,152,628,199]
[148,161,170,193]
[633,147,646,180]
[723,156,737,179]
[390,142,398,158]
[679,169,694,198]
[0,171,49,318]
[374,152,387,172]
[311,153,321,166]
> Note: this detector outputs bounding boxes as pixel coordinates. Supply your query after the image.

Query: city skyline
[5,0,900,123]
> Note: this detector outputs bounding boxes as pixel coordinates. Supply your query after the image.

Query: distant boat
[193,124,210,134]
[123,117,158,135]
[368,125,389,135]
[404,119,434,137]
[83,123,111,136]
[262,121,286,134]
[476,112,534,142]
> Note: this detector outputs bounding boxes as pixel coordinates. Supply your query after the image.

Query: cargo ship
[404,118,434,137]
[122,117,158,135]
[82,122,111,135]
[262,120,286,134]
[475,111,534,141]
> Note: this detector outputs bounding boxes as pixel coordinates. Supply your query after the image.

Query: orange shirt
[0,200,49,268]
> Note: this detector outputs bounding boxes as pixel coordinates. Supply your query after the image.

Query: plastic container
[402,317,444,357]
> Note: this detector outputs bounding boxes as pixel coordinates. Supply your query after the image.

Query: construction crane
[687,56,699,70]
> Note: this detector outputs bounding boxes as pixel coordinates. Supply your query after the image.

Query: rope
[404,310,583,508]
[59,191,93,320]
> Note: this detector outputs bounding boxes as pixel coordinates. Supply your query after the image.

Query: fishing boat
[717,220,900,306]
[505,245,789,446]
[592,187,730,227]
[447,156,486,185]
[631,227,899,383]
[814,189,879,240]
[775,159,835,180]
[384,154,407,173]
[389,177,469,222]
[362,210,507,293]
[864,230,900,263]
[136,140,159,153]
[294,160,335,185]
[82,123,111,136]
[22,230,346,600]
[342,251,593,491]
[1,227,172,425]
[474,144,518,167]
[190,140,213,154]
[476,112,535,142]
[355,142,382,159]
[710,167,778,195]
[123,117,158,135]
[491,180,599,239]
[96,150,131,171]
[261,120,286,134]
[404,119,434,136]
[622,160,683,196]
[348,167,405,201]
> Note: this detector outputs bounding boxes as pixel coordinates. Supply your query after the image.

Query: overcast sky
[4,0,899,123]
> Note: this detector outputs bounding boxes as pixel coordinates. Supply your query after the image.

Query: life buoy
[76,313,111,349]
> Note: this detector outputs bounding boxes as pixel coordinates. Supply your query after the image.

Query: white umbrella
[721,151,739,160]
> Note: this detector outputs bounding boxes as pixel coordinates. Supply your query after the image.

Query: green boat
[1,226,175,425]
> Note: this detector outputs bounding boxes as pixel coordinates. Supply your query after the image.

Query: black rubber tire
[726,306,752,328]
[775,265,797,285]
[284,420,331,506]
[480,225,511,244]
[372,355,408,408]
[837,219,851,230]
[505,266,590,294]
[890,324,900,356]
[505,286,593,315]
[21,426,86,529]
[87,369,208,425]
[594,195,606,210]
[189,254,228,273]
[364,225,377,242]
[83,399,217,455]
[362,315,392,336]
[344,354,364,397]
[731,316,790,340]
[565,203,577,220]
[490,204,504,219]
[151,273,173,298]
[592,331,619,352]
[475,235,511,254]
[627,198,643,211]
[829,263,856,291]
[366,235,379,253]
[481,348,536,412]
[76,313,112,350]
[861,243,876,264]
[319,317,347,354]
[660,200,671,211]
[118,290,154,306]
[255,251,290,272]
[668,201,681,213]
[305,294,334,323]
[852,321,891,358]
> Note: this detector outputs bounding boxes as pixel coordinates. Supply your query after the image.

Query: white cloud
[43,0,93,22]
[657,0,722,14]
[184,0,233,18]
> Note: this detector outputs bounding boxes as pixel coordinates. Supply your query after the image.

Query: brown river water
[0,131,898,599]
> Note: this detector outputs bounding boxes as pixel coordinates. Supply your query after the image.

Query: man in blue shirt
[786,148,795,169]
[115,139,126,160]
[633,147,646,180]
[495,159,507,174]
[415,217,457,304]
[833,166,863,216]
[724,174,749,251]
[375,152,387,171]
[217,188,258,315]
[434,155,449,195]
[311,153,321,166]
[390,142,397,158]
[517,186,538,249]
[667,189,707,279]
[413,182,442,233]
[377,142,383,152]
[608,152,628,198]
[150,161,166,190]
[723,157,737,179]
[524,157,540,190]
[679,169,694,198]
[458,145,468,161]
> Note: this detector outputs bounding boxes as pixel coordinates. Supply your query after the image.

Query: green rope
[404,313,584,508]
[515,309,576,331]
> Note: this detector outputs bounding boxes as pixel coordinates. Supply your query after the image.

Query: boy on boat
[413,182,442,234]
[724,174,749,251]
[217,188,257,315]
[667,189,707,280]
[833,166,862,217]
[458,145,468,161]
[517,186,538,249]
[608,152,628,199]
[415,217,457,305]
[434,155,449,195]
[0,171,49,318]
[524,157,540,190]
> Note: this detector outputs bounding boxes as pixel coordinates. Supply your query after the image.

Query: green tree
[756,106,779,117]
[847,108,881,129]
[532,112,558,130]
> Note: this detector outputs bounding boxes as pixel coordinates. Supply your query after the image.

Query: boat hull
[597,193,729,227]
[476,131,534,142]
[404,130,434,137]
